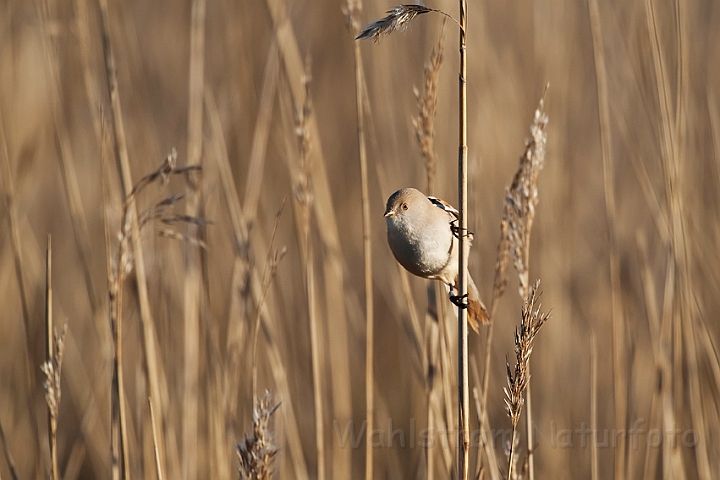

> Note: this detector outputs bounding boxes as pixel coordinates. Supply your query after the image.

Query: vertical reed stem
[149,398,164,480]
[457,0,469,478]
[588,2,627,477]
[45,235,59,480]
[348,7,375,479]
[591,334,599,480]
[307,244,325,480]
[526,362,534,480]
[183,0,206,478]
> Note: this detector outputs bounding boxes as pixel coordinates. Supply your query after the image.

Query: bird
[384,187,489,332]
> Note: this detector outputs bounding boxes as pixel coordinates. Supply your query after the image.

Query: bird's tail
[466,274,490,333]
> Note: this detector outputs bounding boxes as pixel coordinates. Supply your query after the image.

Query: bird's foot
[449,293,469,309]
[450,220,473,239]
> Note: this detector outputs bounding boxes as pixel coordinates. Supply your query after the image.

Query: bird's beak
[384,210,394,218]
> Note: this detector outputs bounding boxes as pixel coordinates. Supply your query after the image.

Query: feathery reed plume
[504,281,550,479]
[236,393,281,480]
[114,150,206,271]
[502,92,548,301]
[106,151,203,479]
[480,93,549,466]
[485,90,549,322]
[413,21,446,195]
[356,5,433,41]
[501,91,548,480]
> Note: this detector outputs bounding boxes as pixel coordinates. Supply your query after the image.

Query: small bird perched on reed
[384,188,489,332]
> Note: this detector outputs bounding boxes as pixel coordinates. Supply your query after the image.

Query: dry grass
[236,393,280,480]
[504,281,550,479]
[1,0,719,479]
[344,2,376,479]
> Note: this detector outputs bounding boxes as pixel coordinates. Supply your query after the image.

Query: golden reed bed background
[1,0,719,478]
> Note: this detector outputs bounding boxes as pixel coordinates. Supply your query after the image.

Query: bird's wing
[428,196,474,241]
[427,196,459,220]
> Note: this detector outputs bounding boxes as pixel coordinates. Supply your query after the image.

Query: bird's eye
[402,203,408,211]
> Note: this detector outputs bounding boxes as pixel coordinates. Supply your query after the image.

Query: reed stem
[457,0,470,478]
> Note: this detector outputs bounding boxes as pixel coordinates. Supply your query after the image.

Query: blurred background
[1,0,719,478]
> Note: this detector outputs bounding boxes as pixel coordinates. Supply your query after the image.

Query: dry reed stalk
[431,298,457,474]
[344,3,375,479]
[97,2,173,477]
[590,333,598,480]
[519,95,548,480]
[294,71,326,480]
[251,201,288,400]
[636,233,675,480]
[504,281,549,480]
[587,2,627,478]
[0,417,20,480]
[636,233,663,480]
[524,368,534,480]
[480,402,502,480]
[264,331,310,480]
[374,129,456,477]
[423,282,440,480]
[0,106,42,472]
[105,152,203,480]
[37,0,101,316]
[710,92,720,192]
[182,0,207,478]
[305,235,325,480]
[267,5,355,473]
[106,201,129,480]
[74,0,105,142]
[413,30,446,477]
[205,85,308,480]
[208,46,270,471]
[353,5,474,475]
[62,442,87,480]
[0,115,29,327]
[659,255,682,478]
[243,40,279,226]
[480,91,548,480]
[236,394,280,480]
[627,152,670,244]
[641,388,662,480]
[646,5,686,477]
[456,1,470,478]
[204,86,251,414]
[41,316,68,480]
[645,2,711,478]
[148,398,164,480]
[42,235,61,480]
[470,359,500,480]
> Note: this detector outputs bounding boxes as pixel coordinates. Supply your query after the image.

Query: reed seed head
[356,5,433,41]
